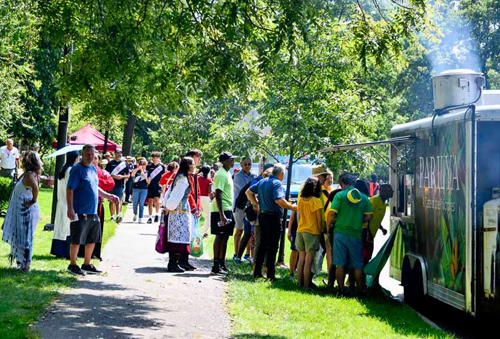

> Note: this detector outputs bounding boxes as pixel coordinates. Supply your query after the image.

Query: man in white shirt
[33,143,43,170]
[0,139,20,179]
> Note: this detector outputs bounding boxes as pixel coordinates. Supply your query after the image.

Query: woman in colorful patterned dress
[164,157,194,272]
[2,151,41,272]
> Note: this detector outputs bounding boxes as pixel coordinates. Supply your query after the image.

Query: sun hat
[312,165,329,176]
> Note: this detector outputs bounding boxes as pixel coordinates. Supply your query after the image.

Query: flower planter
[41,176,54,188]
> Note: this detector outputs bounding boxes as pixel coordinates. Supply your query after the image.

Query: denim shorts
[110,185,124,201]
[333,232,363,270]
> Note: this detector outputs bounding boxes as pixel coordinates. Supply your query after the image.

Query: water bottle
[218,218,232,227]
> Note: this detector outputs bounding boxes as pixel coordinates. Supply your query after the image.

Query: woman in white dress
[50,151,79,258]
[164,157,194,272]
[2,151,41,272]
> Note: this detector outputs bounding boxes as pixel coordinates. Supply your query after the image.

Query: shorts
[70,214,102,245]
[210,210,235,236]
[295,232,320,252]
[110,186,125,201]
[147,185,161,199]
[333,232,363,270]
[234,208,245,231]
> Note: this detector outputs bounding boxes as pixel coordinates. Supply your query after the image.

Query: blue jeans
[132,189,148,218]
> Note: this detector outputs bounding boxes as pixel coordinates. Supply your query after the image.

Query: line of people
[1,141,393,291]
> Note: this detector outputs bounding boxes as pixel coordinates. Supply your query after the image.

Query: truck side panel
[415,122,467,305]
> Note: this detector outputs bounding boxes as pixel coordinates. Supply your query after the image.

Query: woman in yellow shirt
[296,177,324,289]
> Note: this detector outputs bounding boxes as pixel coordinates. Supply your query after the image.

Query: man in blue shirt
[246,163,297,281]
[67,144,119,276]
[232,157,256,262]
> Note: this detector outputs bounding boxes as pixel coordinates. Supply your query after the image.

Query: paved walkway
[34,208,231,339]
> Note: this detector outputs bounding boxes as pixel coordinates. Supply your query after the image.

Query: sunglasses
[242,163,251,166]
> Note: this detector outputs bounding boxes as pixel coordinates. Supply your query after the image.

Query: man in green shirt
[210,152,237,274]
[326,173,372,293]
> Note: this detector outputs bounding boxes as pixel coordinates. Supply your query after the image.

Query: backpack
[234,180,253,210]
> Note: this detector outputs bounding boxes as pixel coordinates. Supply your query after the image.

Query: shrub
[42,157,56,176]
[0,177,12,213]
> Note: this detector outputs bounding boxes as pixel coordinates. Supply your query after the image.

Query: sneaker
[232,254,241,263]
[154,215,159,223]
[67,264,85,276]
[138,218,143,224]
[81,264,102,275]
[220,265,229,274]
[211,266,221,274]
[133,214,137,222]
[147,218,152,224]
[110,216,115,222]
[116,215,123,223]
[243,254,253,264]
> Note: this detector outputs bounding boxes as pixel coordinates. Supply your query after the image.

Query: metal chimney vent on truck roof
[432,68,485,111]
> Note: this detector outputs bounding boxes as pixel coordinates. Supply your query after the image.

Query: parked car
[282,163,313,202]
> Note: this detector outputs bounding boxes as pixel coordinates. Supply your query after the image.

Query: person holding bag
[164,157,195,272]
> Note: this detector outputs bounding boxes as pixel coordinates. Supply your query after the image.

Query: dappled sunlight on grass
[0,188,121,338]
[221,245,451,339]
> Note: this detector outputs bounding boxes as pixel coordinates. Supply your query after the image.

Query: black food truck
[328,69,500,316]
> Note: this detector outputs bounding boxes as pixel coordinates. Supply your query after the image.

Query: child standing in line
[296,177,323,289]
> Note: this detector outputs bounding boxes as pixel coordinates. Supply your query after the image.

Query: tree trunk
[48,42,72,228]
[103,129,109,154]
[49,103,69,226]
[122,111,136,156]
[277,142,295,264]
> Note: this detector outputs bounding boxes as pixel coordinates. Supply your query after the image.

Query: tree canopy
[3,0,498,177]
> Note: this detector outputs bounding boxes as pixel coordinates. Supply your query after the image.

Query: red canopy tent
[52,124,120,152]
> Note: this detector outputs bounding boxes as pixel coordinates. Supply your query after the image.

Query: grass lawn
[200,219,451,339]
[0,188,121,339]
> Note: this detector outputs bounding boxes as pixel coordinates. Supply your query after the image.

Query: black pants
[253,212,282,279]
[125,178,133,202]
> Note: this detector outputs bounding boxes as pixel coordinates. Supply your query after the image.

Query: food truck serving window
[396,143,415,217]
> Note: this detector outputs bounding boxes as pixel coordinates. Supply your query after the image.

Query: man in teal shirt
[326,173,372,293]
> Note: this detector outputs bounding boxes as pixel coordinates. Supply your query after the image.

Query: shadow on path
[35,280,167,339]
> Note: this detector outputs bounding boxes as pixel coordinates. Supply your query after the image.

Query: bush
[42,157,56,176]
[0,177,12,213]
